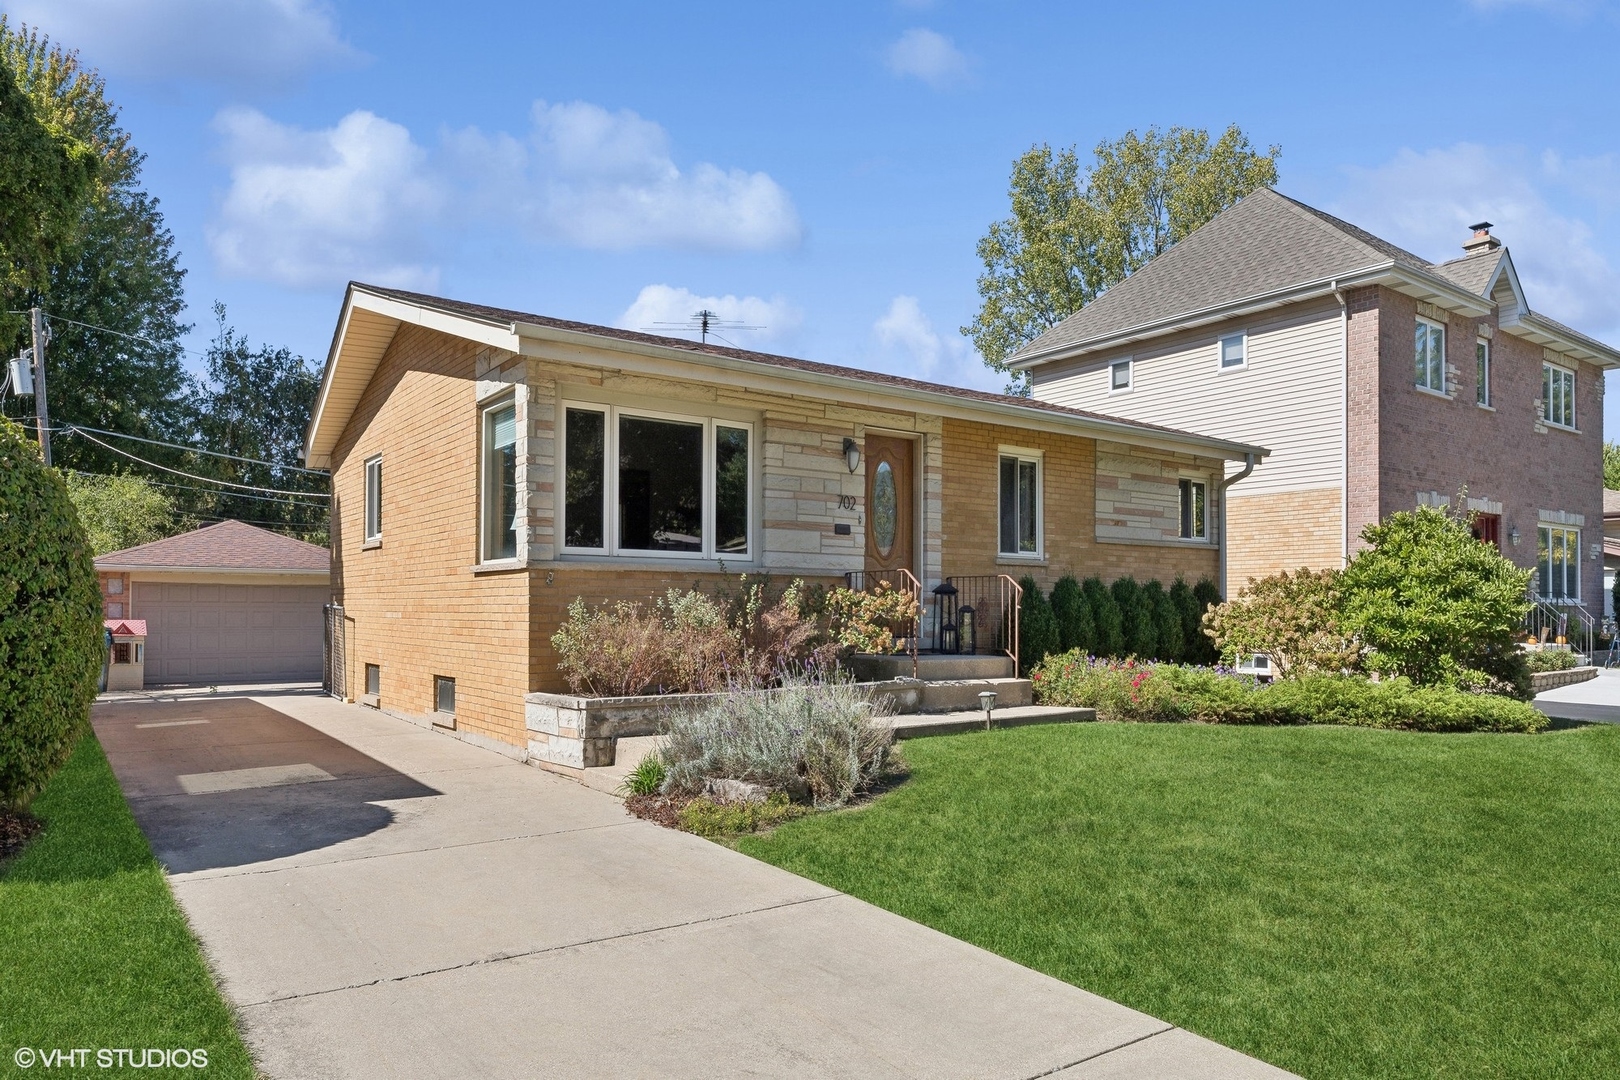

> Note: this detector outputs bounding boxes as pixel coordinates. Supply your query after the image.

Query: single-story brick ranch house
[302,284,1266,769]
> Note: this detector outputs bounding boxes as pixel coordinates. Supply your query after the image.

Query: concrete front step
[919,677,1031,712]
[848,653,1015,682]
[890,705,1095,739]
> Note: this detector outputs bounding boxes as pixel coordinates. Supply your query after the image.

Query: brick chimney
[1462,221,1501,254]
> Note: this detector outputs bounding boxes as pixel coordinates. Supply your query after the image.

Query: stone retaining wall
[1530,666,1599,694]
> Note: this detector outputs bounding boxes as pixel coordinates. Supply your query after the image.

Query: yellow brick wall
[1224,487,1344,592]
[940,417,1221,591]
[330,324,533,748]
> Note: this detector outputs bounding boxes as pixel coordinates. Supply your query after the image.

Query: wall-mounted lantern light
[1509,527,1520,547]
[843,437,861,474]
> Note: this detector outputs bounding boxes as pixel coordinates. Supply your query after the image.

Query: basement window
[364,663,380,696]
[434,676,456,715]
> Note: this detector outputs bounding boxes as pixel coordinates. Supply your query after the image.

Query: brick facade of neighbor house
[316,289,1258,768]
[1014,189,1618,616]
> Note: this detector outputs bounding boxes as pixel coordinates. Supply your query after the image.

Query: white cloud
[207,101,802,288]
[619,285,802,347]
[1332,143,1620,340]
[884,28,973,89]
[871,296,999,390]
[452,101,802,251]
[9,0,361,89]
[207,108,445,290]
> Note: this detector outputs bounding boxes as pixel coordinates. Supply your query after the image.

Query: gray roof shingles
[96,519,329,572]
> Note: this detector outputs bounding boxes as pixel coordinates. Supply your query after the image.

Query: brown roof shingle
[96,520,329,572]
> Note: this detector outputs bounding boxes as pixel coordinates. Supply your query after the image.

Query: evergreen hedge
[1017,574,1060,675]
[0,418,103,809]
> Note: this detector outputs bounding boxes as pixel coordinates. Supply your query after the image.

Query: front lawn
[0,734,254,1076]
[740,723,1620,1079]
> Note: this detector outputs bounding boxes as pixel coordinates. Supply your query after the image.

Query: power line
[10,310,210,362]
[51,423,326,475]
[65,427,331,498]
[65,469,329,509]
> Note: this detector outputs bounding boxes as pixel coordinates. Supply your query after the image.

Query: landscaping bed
[0,734,254,1075]
[740,721,1620,1079]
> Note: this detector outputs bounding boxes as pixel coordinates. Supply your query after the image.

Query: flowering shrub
[1203,567,1359,678]
[823,581,920,655]
[1030,650,1546,733]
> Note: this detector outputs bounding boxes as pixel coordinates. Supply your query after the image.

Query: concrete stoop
[919,676,1031,712]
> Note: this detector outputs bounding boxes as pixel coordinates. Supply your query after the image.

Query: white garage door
[133,582,327,684]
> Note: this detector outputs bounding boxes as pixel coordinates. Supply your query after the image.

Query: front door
[864,434,914,574]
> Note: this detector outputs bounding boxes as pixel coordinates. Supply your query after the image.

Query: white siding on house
[1031,303,1343,497]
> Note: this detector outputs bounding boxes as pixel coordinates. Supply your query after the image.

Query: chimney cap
[1468,221,1494,233]
[1462,221,1501,253]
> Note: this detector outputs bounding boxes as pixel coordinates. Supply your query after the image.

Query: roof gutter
[1009,262,1494,371]
[508,319,1271,462]
[1508,311,1620,369]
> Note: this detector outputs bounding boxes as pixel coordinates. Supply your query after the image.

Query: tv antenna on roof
[645,308,763,346]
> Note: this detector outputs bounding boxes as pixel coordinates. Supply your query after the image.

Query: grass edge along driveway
[0,734,255,1077]
[741,722,1620,1080]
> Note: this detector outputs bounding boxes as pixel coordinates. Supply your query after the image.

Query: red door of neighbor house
[1472,513,1501,548]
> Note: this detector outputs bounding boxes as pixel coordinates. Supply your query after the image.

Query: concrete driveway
[1535,667,1620,725]
[94,689,1294,1079]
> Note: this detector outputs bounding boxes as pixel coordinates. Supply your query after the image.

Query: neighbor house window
[1219,333,1246,370]
[561,404,751,559]
[1542,361,1575,428]
[1179,479,1207,540]
[1110,359,1132,391]
[481,399,519,562]
[434,676,456,714]
[1415,316,1446,392]
[364,663,380,696]
[998,453,1040,557]
[363,455,382,542]
[1538,526,1580,601]
[1476,339,1491,406]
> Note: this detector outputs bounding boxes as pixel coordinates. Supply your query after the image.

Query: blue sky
[13,0,1620,424]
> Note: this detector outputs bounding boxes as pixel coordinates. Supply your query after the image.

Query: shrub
[1113,577,1157,659]
[1169,577,1202,663]
[1017,575,1060,672]
[618,753,667,796]
[1524,649,1579,674]
[0,419,103,810]
[678,792,807,837]
[1340,505,1533,694]
[1191,577,1223,662]
[552,594,743,696]
[1029,651,1546,734]
[823,581,920,655]
[1084,577,1125,657]
[1049,575,1094,654]
[1142,580,1184,661]
[1204,567,1360,678]
[660,677,895,808]
[722,576,836,683]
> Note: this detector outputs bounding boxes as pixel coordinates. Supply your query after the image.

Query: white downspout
[1334,281,1350,564]
[1216,452,1257,597]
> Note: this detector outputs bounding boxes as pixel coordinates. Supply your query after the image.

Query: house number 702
[838,495,857,511]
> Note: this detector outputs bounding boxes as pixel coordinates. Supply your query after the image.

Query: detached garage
[96,520,330,687]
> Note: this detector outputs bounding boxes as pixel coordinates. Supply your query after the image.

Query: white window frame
[559,401,754,561]
[1476,339,1491,408]
[996,446,1043,559]
[1538,525,1581,602]
[1109,358,1132,393]
[1178,477,1209,541]
[1217,332,1247,372]
[1542,361,1576,430]
[480,395,520,564]
[362,455,382,543]
[1415,315,1447,394]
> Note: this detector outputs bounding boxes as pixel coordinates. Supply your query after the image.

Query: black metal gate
[323,603,346,698]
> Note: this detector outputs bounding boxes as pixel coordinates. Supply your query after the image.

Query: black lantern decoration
[957,604,977,656]
[932,581,959,654]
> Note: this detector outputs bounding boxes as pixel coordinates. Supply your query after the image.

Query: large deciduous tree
[964,125,1279,392]
[0,20,192,473]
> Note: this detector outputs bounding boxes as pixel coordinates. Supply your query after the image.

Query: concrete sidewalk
[1535,667,1620,724]
[93,690,1295,1079]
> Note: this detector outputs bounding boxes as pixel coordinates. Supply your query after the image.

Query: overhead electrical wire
[50,423,326,475]
[66,427,330,498]
[65,469,329,509]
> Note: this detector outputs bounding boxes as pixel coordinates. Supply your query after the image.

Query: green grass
[0,734,254,1077]
[740,722,1620,1080]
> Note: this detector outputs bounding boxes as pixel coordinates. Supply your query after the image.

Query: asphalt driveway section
[95,690,1296,1080]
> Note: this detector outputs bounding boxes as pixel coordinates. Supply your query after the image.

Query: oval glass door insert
[872,460,897,556]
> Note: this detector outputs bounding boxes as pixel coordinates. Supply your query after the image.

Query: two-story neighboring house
[1010,188,1620,619]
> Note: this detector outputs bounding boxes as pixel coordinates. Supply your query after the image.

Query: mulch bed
[623,793,693,829]
[0,810,43,864]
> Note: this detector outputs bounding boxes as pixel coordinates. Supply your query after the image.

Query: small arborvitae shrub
[1018,575,1061,673]
[1111,577,1157,659]
[1084,576,1125,657]
[1049,575,1094,654]
[0,419,104,810]
[1169,577,1201,662]
[1189,577,1223,664]
[1147,582,1185,662]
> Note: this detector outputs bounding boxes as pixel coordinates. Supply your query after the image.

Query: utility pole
[30,306,49,466]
